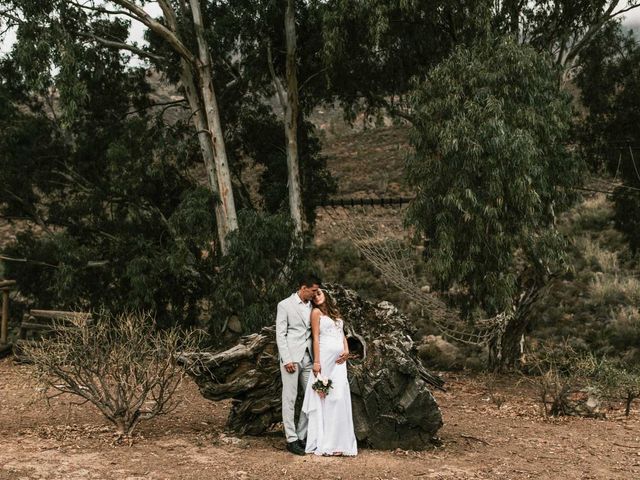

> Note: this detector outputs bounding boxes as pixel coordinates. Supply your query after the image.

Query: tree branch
[124,99,188,117]
[0,10,24,26]
[378,97,416,124]
[67,1,139,21]
[76,31,166,62]
[158,0,178,31]
[0,255,59,268]
[1,188,54,236]
[299,67,328,93]
[611,3,640,18]
[266,42,287,111]
[107,0,197,65]
[563,1,640,69]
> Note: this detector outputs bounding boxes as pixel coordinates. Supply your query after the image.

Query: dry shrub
[563,193,612,233]
[581,355,640,417]
[589,274,640,306]
[528,344,640,418]
[526,343,597,417]
[608,305,640,350]
[22,311,201,441]
[574,237,619,273]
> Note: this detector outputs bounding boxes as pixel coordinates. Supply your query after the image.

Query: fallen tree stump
[181,284,444,449]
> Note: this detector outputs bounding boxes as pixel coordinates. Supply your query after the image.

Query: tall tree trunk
[488,282,545,371]
[158,0,233,254]
[487,310,528,372]
[189,0,239,248]
[284,0,305,239]
[179,59,229,253]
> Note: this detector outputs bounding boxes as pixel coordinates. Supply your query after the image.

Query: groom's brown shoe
[286,441,306,456]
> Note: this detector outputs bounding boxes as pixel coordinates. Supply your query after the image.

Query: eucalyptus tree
[576,22,640,251]
[405,36,584,369]
[192,0,334,239]
[274,0,304,238]
[0,41,217,327]
[491,0,640,78]
[0,1,334,332]
[1,0,238,253]
[321,0,463,120]
[321,0,640,119]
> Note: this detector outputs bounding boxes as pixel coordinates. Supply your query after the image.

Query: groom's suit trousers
[280,350,312,443]
[276,293,313,443]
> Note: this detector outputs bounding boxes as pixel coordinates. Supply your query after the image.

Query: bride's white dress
[301,315,358,456]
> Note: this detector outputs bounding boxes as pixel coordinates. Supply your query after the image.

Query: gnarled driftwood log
[181,284,444,449]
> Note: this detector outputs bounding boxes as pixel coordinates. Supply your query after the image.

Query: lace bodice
[319,315,344,340]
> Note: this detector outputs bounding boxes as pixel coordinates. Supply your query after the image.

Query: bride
[301,289,358,456]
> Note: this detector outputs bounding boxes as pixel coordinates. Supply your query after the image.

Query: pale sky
[626,3,640,25]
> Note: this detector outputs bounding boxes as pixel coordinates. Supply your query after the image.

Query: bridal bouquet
[312,374,333,397]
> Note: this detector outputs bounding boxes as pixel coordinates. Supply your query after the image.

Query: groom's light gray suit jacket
[275,293,313,365]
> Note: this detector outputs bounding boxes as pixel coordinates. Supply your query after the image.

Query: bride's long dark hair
[314,289,341,321]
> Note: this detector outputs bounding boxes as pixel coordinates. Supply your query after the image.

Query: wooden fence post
[0,280,16,345]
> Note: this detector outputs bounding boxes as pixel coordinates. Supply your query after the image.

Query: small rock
[227,316,242,334]
[219,433,247,447]
[417,335,461,369]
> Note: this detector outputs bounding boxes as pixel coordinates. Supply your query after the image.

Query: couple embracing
[275,274,358,457]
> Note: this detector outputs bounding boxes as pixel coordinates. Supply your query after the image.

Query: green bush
[210,210,311,338]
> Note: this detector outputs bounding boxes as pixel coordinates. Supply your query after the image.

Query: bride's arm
[336,320,350,364]
[311,308,322,376]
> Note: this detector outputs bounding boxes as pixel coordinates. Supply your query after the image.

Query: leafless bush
[526,343,587,417]
[481,374,507,409]
[22,311,201,441]
[580,354,640,417]
[525,345,637,418]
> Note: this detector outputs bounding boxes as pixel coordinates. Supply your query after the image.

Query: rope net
[320,204,511,346]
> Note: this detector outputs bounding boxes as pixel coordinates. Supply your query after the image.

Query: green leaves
[576,21,640,252]
[211,210,305,335]
[406,36,584,313]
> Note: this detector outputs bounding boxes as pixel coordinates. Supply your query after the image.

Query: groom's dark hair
[298,272,322,287]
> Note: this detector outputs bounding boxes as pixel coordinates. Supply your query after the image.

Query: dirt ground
[1,359,639,480]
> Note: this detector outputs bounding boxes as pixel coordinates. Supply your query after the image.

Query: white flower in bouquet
[312,374,333,396]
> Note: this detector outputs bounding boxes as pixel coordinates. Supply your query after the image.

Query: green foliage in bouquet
[311,374,333,396]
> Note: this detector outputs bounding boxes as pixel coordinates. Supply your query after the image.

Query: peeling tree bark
[179,59,229,250]
[267,0,305,240]
[189,0,239,248]
[108,0,238,254]
[159,0,229,251]
[283,0,305,239]
[488,281,547,372]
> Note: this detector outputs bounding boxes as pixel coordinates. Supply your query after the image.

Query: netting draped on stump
[321,204,513,348]
[181,285,444,449]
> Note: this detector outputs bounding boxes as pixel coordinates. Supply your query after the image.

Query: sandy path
[1,359,638,479]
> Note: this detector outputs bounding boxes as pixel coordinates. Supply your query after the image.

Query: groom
[275,273,321,456]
